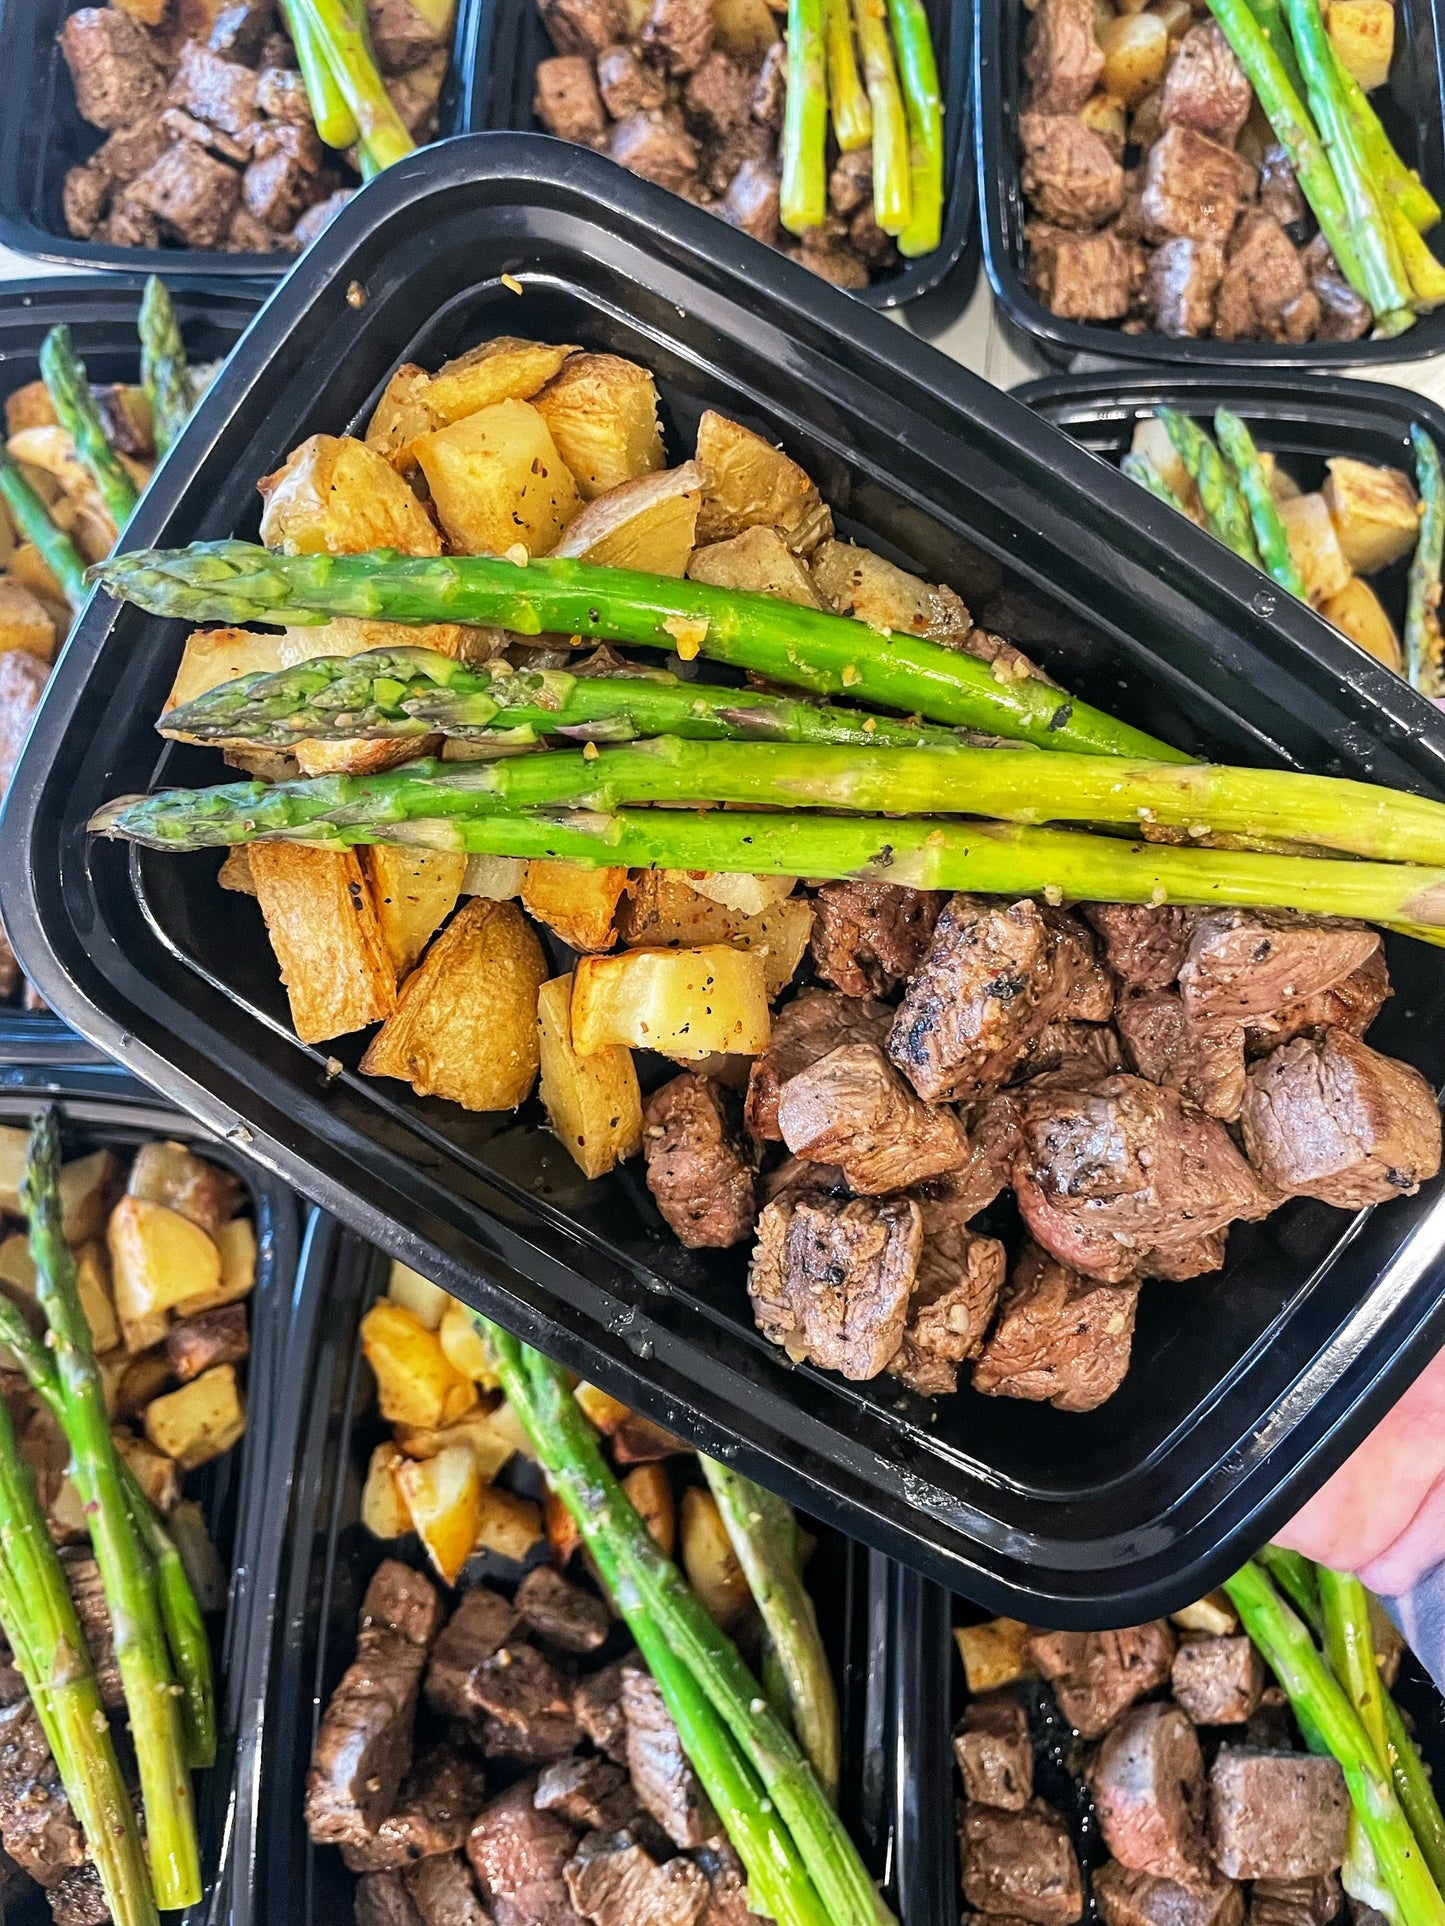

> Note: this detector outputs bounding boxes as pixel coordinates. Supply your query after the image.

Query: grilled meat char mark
[777,1041,972,1193]
[1089,1702,1214,1894]
[749,1189,923,1380]
[643,1074,757,1250]
[973,1241,1140,1413]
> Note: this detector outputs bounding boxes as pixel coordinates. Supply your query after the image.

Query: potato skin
[551,462,701,575]
[1279,492,1353,606]
[688,525,821,605]
[537,972,644,1179]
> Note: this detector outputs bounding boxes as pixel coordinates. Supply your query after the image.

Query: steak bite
[565,1832,711,1926]
[1259,145,1307,228]
[744,988,893,1141]
[354,1871,424,1926]
[777,1042,971,1193]
[720,156,782,243]
[340,1747,488,1873]
[1160,23,1253,144]
[1147,238,1226,338]
[1170,1637,1266,1726]
[467,1778,579,1926]
[1207,1749,1350,1879]
[534,1756,650,1836]
[972,1242,1140,1413]
[1115,990,1247,1121]
[168,39,261,135]
[425,1586,523,1722]
[642,1074,757,1249]
[403,1851,492,1925]
[533,55,609,145]
[1019,114,1125,229]
[808,880,947,997]
[1248,1875,1343,1926]
[1083,904,1194,993]
[610,110,701,194]
[1089,1703,1213,1892]
[59,8,165,129]
[1214,212,1319,342]
[467,1642,582,1764]
[1242,949,1391,1054]
[1141,126,1244,246]
[538,0,629,52]
[573,1653,636,1764]
[889,1207,1006,1396]
[1027,1622,1176,1740]
[0,1698,85,1887]
[1029,226,1140,320]
[1023,0,1105,114]
[642,0,714,73]
[127,140,243,248]
[1093,1861,1246,1926]
[1016,1021,1124,1083]
[597,43,670,115]
[513,1565,611,1654]
[959,1797,1085,1924]
[1178,911,1380,1027]
[1239,1029,1442,1209]
[622,1666,721,1848]
[954,1692,1034,1810]
[749,1190,922,1379]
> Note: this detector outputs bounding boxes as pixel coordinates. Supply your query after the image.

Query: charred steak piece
[514,1565,611,1654]
[425,1586,523,1723]
[954,1691,1033,1810]
[564,1831,711,1926]
[1214,211,1319,343]
[808,880,947,998]
[1023,0,1104,114]
[1259,144,1307,228]
[1115,990,1246,1122]
[59,8,165,129]
[1208,1749,1350,1879]
[1240,1029,1442,1209]
[610,110,701,193]
[1170,1637,1266,1726]
[1242,949,1390,1055]
[1027,1621,1176,1740]
[959,1797,1085,1924]
[1093,1860,1245,1926]
[642,0,715,73]
[1089,1703,1214,1892]
[574,1652,636,1764]
[1141,125,1244,246]
[622,1666,721,1849]
[597,43,669,115]
[355,1870,425,1926]
[1178,912,1380,1028]
[1248,1874,1342,1926]
[1029,224,1140,321]
[777,1042,971,1193]
[341,1747,488,1873]
[643,1074,756,1249]
[403,1850,492,1925]
[692,1842,751,1925]
[0,1698,85,1887]
[744,988,892,1141]
[126,141,243,250]
[1160,22,1253,144]
[888,1204,1006,1397]
[972,1242,1139,1413]
[1019,114,1125,229]
[534,1756,652,1838]
[749,1190,922,1379]
[467,1778,579,1926]
[1083,904,1194,993]
[924,1092,1023,1222]
[469,1643,582,1764]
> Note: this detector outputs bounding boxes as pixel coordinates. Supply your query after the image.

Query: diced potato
[75,1241,120,1356]
[143,1363,246,1470]
[684,873,797,918]
[1097,12,1169,103]
[1321,575,1402,671]
[438,1297,502,1389]
[687,526,823,606]
[22,1148,117,1248]
[361,897,548,1109]
[474,1483,545,1563]
[574,1382,633,1434]
[523,861,628,954]
[1171,1592,1238,1636]
[1144,0,1190,37]
[461,853,527,901]
[1261,450,1302,505]
[127,1140,241,1234]
[7,428,117,547]
[810,538,972,644]
[1078,91,1128,155]
[171,1214,256,1317]
[4,380,56,438]
[366,339,580,470]
[388,1260,449,1329]
[394,1407,517,1483]
[537,973,644,1180]
[954,1617,1036,1695]
[167,1303,248,1383]
[550,463,701,575]
[396,1442,482,1584]
[249,844,398,1045]
[0,1128,25,1210]
[571,945,770,1060]
[360,1299,478,1428]
[414,400,580,557]
[546,1484,582,1566]
[712,0,779,52]
[0,1233,33,1297]
[680,1487,751,1630]
[485,1398,539,1462]
[1280,491,1354,605]
[1328,0,1393,90]
[9,543,69,624]
[108,1195,222,1338]
[361,847,468,979]
[534,354,665,500]
[1131,417,1200,520]
[361,1441,411,1539]
[1323,457,1419,574]
[115,1428,181,1514]
[113,1347,175,1422]
[618,873,812,1000]
[609,1412,690,1464]
[694,411,832,555]
[621,1463,676,1557]
[0,580,56,661]
[257,434,441,557]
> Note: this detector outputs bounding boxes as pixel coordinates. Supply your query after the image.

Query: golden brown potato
[0,1128,25,1211]
[361,1441,410,1539]
[415,400,580,557]
[394,1406,517,1483]
[143,1363,246,1470]
[546,1484,582,1567]
[360,898,548,1109]
[537,973,644,1180]
[108,1195,222,1336]
[364,363,434,470]
[680,1487,751,1629]
[4,381,56,438]
[571,945,771,1060]
[113,0,168,24]
[694,411,832,555]
[366,339,580,471]
[1280,491,1354,605]
[1328,0,1393,88]
[684,873,798,918]
[620,1463,675,1557]
[1171,1592,1238,1636]
[687,525,823,605]
[170,1214,255,1318]
[1321,575,1402,671]
[396,1443,483,1584]
[127,1140,241,1235]
[550,463,701,575]
[74,1241,120,1357]
[534,354,665,500]
[1097,12,1169,101]
[954,1617,1036,1694]
[1323,457,1419,574]
[522,860,628,953]
[167,1303,249,1383]
[810,539,972,645]
[362,847,468,979]
[9,542,70,620]
[437,1297,502,1389]
[249,844,398,1046]
[387,1258,449,1329]
[7,427,118,551]
[360,1299,478,1429]
[1261,450,1302,505]
[474,1483,545,1562]
[0,1231,33,1297]
[616,873,812,1000]
[56,1150,119,1246]
[114,1429,180,1514]
[0,580,56,661]
[258,435,441,557]
[573,1382,633,1435]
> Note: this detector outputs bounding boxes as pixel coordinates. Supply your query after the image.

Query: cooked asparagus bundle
[39,325,140,533]
[1161,410,1263,569]
[279,0,360,149]
[139,277,195,463]
[825,0,872,152]
[853,0,911,235]
[0,455,87,607]
[1121,452,1188,512]
[288,0,414,170]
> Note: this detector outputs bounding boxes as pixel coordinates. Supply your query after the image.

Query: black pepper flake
[1048,702,1074,733]
[873,843,894,867]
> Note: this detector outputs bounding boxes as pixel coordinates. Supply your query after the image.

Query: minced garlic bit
[1151,886,1167,905]
[1189,823,1211,839]
[663,614,709,661]
[863,714,877,734]
[1042,884,1063,906]
[502,273,525,295]
[505,543,529,567]
[840,663,861,686]
[582,741,600,761]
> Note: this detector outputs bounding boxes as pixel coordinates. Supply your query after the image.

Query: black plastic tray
[233,1210,900,1926]
[0,277,261,1065]
[0,1064,302,1926]
[455,0,976,314]
[11,135,1445,1621]
[0,0,474,276]
[976,0,1445,366]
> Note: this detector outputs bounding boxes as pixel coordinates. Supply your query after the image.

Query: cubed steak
[403,1850,493,1925]
[534,1756,652,1838]
[1208,1749,1350,1879]
[1242,949,1390,1054]
[0,1697,85,1887]
[1023,0,1104,114]
[1141,126,1244,246]
[1029,224,1140,321]
[467,1642,582,1763]
[750,1189,921,1379]
[1019,114,1125,229]
[538,0,629,52]
[954,1692,1034,1809]
[1027,1621,1176,1739]
[1146,239,1226,337]
[1170,1637,1266,1726]
[50,1861,113,1926]
[1248,1875,1342,1926]
[1015,1020,1124,1082]
[341,1747,488,1872]
[1115,990,1246,1121]
[514,1565,611,1654]
[744,988,893,1141]
[692,1842,751,1924]
[1160,23,1253,144]
[889,1206,1007,1397]
[58,8,165,128]
[574,1653,635,1763]
[1083,905,1194,993]
[1089,1703,1213,1892]
[1178,912,1380,1027]
[972,1242,1139,1413]
[564,1832,711,1926]
[1094,1861,1245,1926]
[1214,212,1320,343]
[808,880,947,997]
[425,1586,523,1722]
[534,55,608,145]
[642,1074,757,1248]
[959,1797,1085,1924]
[467,1779,579,1926]
[355,1871,424,1926]
[642,0,715,73]
[610,110,701,194]
[776,1042,971,1193]
[622,1666,721,1848]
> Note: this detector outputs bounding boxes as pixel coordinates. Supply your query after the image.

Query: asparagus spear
[852,0,911,235]
[781,0,828,233]
[91,542,1186,760]
[1257,1544,1323,1624]
[1331,40,1440,234]
[139,278,194,464]
[701,1460,840,1801]
[38,326,140,534]
[887,0,944,256]
[825,0,871,152]
[0,456,86,608]
[24,1116,201,1910]
[1383,1690,1445,1896]
[289,0,414,169]
[1213,409,1308,598]
[1242,0,1306,95]
[1121,452,1189,512]
[279,0,360,148]
[1390,202,1445,310]
[1406,425,1445,700]
[1160,411,1264,568]
[1320,1569,1392,1770]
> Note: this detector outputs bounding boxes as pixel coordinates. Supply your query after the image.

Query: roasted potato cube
[1171,1592,1238,1636]
[361,1441,410,1539]
[396,1443,483,1584]
[1280,491,1354,605]
[437,1297,502,1389]
[1130,417,1200,519]
[694,411,832,555]
[574,1382,633,1434]
[249,844,398,1046]
[523,861,628,954]
[810,539,972,645]
[0,580,56,661]
[167,1303,249,1383]
[617,873,811,999]
[109,1195,222,1336]
[546,1484,582,1566]
[115,1428,181,1513]
[127,1140,242,1235]
[1328,0,1393,89]
[143,1363,246,1470]
[414,400,580,557]
[112,1348,175,1424]
[361,847,468,979]
[9,542,70,618]
[474,1483,545,1563]
[687,525,822,605]
[20,1148,118,1247]
[7,427,117,550]
[533,354,665,500]
[571,945,771,1060]
[364,363,434,469]
[461,853,527,901]
[163,628,289,727]
[394,1407,517,1483]
[366,340,579,470]
[170,1214,257,1318]
[550,463,701,575]
[680,1487,750,1629]
[0,1232,33,1296]
[1323,457,1419,574]
[257,434,441,557]
[74,1241,120,1356]
[388,1259,449,1330]
[621,1463,675,1557]
[1097,12,1169,102]
[475,1398,537,1463]
[361,1299,478,1429]
[360,898,548,1110]
[712,0,779,53]
[1321,575,1402,671]
[537,972,644,1180]
[954,1617,1035,1694]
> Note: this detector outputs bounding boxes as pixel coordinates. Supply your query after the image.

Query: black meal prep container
[0,275,263,1066]
[11,133,1445,1622]
[234,1212,902,1926]
[0,1063,303,1926]
[975,0,1445,366]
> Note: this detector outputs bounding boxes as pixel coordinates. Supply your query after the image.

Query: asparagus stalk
[1213,409,1309,598]
[1390,202,1445,310]
[887,0,943,256]
[701,1460,839,1802]
[0,457,86,608]
[1383,1690,1445,1896]
[853,0,911,234]
[1160,411,1263,568]
[138,278,194,463]
[1320,1569,1391,1770]
[289,0,414,169]
[781,0,828,233]
[1258,1544,1323,1624]
[279,0,360,148]
[1406,425,1445,700]
[825,0,872,152]
[91,543,1187,760]
[1121,452,1189,512]
[1332,40,1440,234]
[1242,0,1306,95]
[24,1116,201,1910]
[38,326,140,534]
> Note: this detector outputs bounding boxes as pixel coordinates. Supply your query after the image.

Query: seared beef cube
[642,0,714,73]
[50,1863,111,1926]
[919,1095,1021,1226]
[573,1653,634,1763]
[0,1697,85,1885]
[1249,1875,1342,1926]
[973,1242,1139,1412]
[367,1560,447,1647]
[1161,23,1252,143]
[59,9,164,130]
[610,110,701,193]
[468,1643,581,1762]
[403,1851,492,1925]
[228,204,296,252]
[539,0,629,53]
[830,147,873,214]
[368,0,443,72]
[1028,1621,1176,1739]
[1259,144,1306,227]
[1240,1029,1442,1209]
[1242,949,1391,1054]
[534,56,608,144]
[1029,225,1138,320]
[128,143,242,249]
[1171,1637,1265,1725]
[753,37,786,124]
[514,1565,610,1653]
[1214,211,1319,341]
[1015,1020,1124,1082]
[1094,1862,1245,1926]
[168,41,260,137]
[809,880,946,998]
[720,157,782,243]
[64,162,110,239]
[1179,911,1380,1028]
[623,1666,721,1848]
[58,1551,122,1711]
[685,50,754,135]
[1019,114,1124,229]
[565,1832,711,1925]
[256,66,315,122]
[1083,904,1194,993]
[357,1871,425,1926]
[959,1798,1084,1924]
[750,1189,921,1378]
[1089,1703,1213,1892]
[700,117,772,196]
[597,43,669,114]
[1024,0,1104,114]
[889,1208,1006,1397]
[954,1692,1033,1809]
[341,1747,488,1872]
[101,191,162,248]
[208,0,277,60]
[424,1586,522,1722]
[1142,126,1243,245]
[1147,238,1225,337]
[92,118,174,186]
[161,105,254,164]
[643,1074,756,1249]
[293,187,354,245]
[467,1779,579,1926]
[245,122,324,231]
[745,988,893,1141]
[1208,1749,1349,1879]
[535,1757,644,1835]
[777,1043,970,1193]
[168,1301,249,1381]
[1312,267,1373,341]
[849,200,897,268]
[1116,990,1245,1121]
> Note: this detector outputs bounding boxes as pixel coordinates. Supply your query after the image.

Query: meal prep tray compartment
[975,0,1445,366]
[0,1064,303,1926]
[10,135,1445,1620]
